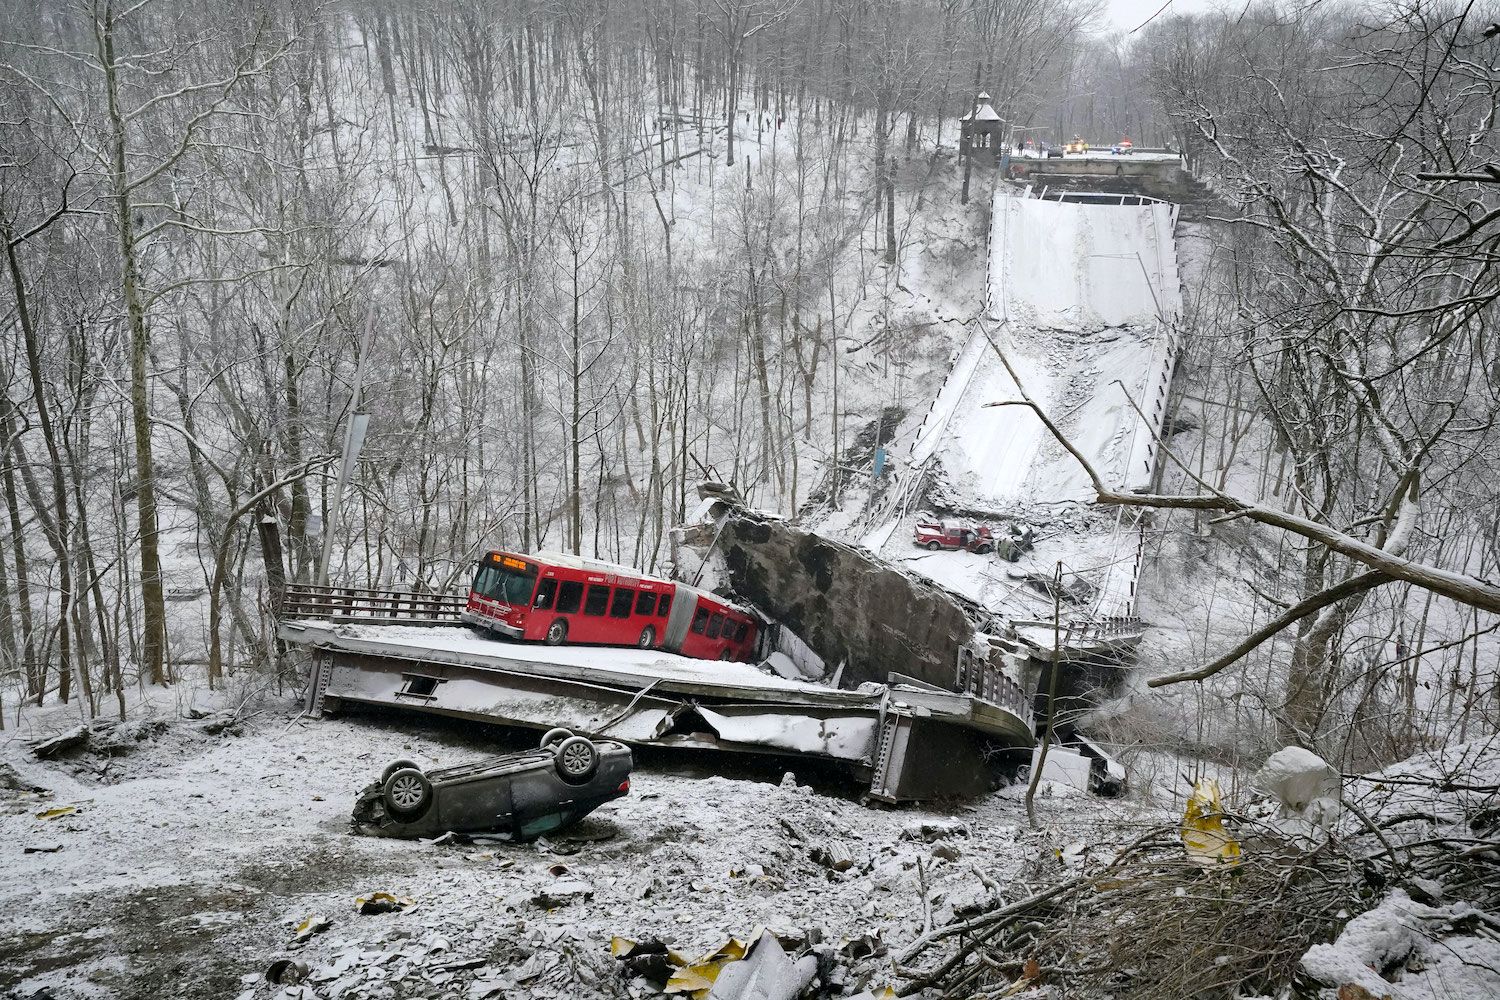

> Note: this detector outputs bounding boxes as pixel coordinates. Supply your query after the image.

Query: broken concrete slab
[282,620,1034,803]
[930,842,961,862]
[715,513,983,690]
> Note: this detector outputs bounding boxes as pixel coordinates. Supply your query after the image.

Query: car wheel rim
[391,776,424,809]
[562,744,591,775]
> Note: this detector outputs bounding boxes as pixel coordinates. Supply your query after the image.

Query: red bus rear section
[461,550,759,662]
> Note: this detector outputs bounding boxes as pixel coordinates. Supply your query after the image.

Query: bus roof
[489,549,755,618]
[526,549,652,579]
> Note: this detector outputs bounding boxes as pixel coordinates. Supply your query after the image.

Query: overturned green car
[351,728,632,841]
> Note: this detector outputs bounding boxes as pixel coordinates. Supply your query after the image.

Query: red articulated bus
[461,550,760,662]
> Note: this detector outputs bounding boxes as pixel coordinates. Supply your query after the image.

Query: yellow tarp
[1181,778,1240,869]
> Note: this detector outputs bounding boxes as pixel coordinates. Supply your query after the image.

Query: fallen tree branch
[1147,571,1391,687]
[979,329,1500,616]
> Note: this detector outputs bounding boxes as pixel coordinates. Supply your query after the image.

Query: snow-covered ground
[0,691,1158,1000]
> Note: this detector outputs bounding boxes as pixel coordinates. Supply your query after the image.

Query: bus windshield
[472,557,539,606]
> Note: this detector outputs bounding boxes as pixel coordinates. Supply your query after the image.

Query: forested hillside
[2,0,1499,780]
[0,0,1118,713]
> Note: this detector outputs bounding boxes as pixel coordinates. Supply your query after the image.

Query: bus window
[533,578,558,610]
[690,606,710,634]
[657,594,672,618]
[473,558,538,605]
[635,591,657,616]
[609,587,635,618]
[583,584,611,616]
[705,612,724,639]
[556,580,584,615]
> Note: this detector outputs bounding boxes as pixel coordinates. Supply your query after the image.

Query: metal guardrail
[282,584,467,625]
[1067,615,1146,642]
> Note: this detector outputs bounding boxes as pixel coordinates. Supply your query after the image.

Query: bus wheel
[545,619,568,645]
[719,650,732,661]
[638,626,656,649]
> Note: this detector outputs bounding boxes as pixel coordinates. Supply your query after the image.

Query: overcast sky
[1102,0,1220,34]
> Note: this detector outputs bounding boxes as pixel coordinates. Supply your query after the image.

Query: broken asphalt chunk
[355,892,415,915]
[0,763,47,794]
[812,840,854,872]
[265,959,311,985]
[287,915,331,948]
[530,878,594,908]
[29,726,88,760]
[900,819,968,842]
[513,950,561,982]
[839,932,887,961]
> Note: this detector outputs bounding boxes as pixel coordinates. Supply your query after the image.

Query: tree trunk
[102,14,167,685]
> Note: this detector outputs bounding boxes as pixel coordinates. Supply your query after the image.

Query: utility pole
[1026,561,1065,827]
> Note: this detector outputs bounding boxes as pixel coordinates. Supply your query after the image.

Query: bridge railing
[282,584,467,625]
[956,647,1035,729]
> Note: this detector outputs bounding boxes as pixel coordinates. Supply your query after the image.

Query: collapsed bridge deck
[282,617,1035,802]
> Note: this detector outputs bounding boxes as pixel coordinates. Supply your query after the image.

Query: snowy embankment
[869,190,1181,621]
[0,692,1155,1000]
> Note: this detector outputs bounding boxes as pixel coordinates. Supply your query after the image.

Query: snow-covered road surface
[876,190,1182,620]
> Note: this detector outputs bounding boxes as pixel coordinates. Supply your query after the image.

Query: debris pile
[611,926,895,1000]
[897,744,1500,999]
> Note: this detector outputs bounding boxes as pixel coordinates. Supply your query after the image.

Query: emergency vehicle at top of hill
[462,550,759,661]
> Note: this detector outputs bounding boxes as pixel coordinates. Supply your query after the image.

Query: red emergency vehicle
[462,550,759,662]
[914,520,996,553]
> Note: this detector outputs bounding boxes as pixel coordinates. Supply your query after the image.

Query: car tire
[544,619,568,645]
[382,767,433,820]
[976,544,992,554]
[638,626,656,649]
[380,758,423,785]
[539,727,574,749]
[553,736,599,785]
[925,541,941,551]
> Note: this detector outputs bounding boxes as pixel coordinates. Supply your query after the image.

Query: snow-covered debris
[1256,746,1340,816]
[1300,889,1500,1000]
